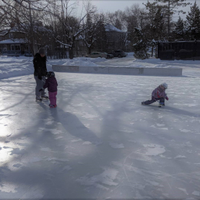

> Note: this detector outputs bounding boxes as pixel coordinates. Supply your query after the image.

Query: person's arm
[43,79,48,89]
[44,56,47,76]
[164,92,169,100]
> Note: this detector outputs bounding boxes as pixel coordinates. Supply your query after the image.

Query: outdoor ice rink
[0,55,200,199]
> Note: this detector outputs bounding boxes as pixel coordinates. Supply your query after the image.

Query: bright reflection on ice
[0,182,17,193]
[0,142,13,163]
[0,125,10,137]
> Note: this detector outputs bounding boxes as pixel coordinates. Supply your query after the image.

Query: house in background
[105,24,126,51]
[157,41,200,60]
[0,26,31,56]
[0,23,128,57]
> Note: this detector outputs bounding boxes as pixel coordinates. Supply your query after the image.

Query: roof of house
[105,24,125,33]
[0,30,9,37]
[0,39,27,44]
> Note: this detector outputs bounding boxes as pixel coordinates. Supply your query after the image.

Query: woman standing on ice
[141,83,169,106]
[33,48,48,101]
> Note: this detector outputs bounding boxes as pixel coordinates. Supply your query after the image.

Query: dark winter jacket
[33,53,47,78]
[152,85,168,99]
[43,76,58,92]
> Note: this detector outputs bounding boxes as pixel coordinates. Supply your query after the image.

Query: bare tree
[154,0,191,39]
[124,4,145,50]
[105,10,126,30]
[0,1,11,30]
[1,0,51,55]
[45,0,96,59]
[80,3,105,54]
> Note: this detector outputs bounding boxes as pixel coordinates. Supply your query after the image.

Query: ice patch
[21,186,44,199]
[27,157,42,163]
[76,167,119,187]
[82,141,92,145]
[81,112,97,120]
[174,155,186,159]
[41,147,52,152]
[71,139,82,143]
[46,158,69,162]
[58,165,72,173]
[148,181,160,186]
[180,129,191,133]
[0,182,17,193]
[192,191,200,196]
[178,188,189,195]
[45,119,55,125]
[173,103,196,107]
[137,144,166,156]
[156,123,165,127]
[0,124,10,137]
[55,136,63,140]
[184,141,192,147]
[150,125,168,130]
[0,143,13,163]
[109,142,124,149]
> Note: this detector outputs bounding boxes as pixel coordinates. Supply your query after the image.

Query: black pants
[142,97,165,105]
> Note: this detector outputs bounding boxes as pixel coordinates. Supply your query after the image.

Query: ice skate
[49,104,57,108]
[36,97,42,102]
[159,102,165,107]
[41,95,48,99]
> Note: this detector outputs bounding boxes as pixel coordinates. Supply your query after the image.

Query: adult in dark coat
[33,48,48,100]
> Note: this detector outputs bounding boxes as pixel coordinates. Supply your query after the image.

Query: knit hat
[39,48,45,55]
[161,82,168,89]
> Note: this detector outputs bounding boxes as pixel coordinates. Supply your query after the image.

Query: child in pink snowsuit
[41,71,58,108]
[141,83,169,106]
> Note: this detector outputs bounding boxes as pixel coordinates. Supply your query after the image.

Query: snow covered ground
[0,54,200,199]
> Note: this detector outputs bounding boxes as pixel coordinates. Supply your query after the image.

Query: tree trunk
[167,1,170,39]
[69,48,74,59]
[88,47,91,54]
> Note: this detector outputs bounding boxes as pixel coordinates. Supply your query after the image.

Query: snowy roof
[105,24,125,33]
[0,38,27,44]
[0,30,9,36]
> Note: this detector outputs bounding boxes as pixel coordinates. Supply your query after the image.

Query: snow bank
[0,56,33,79]
[62,57,103,67]
[0,54,200,79]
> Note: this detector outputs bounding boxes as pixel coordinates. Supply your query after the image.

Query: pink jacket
[152,85,168,99]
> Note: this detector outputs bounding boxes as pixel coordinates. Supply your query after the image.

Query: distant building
[105,24,126,51]
[158,41,200,60]
[0,27,30,56]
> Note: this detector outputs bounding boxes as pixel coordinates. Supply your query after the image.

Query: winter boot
[159,102,165,106]
[49,104,57,108]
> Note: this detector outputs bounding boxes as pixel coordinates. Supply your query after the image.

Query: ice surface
[0,54,200,199]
